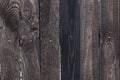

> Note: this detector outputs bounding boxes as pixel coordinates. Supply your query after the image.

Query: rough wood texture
[0,0,119,80]
[0,0,20,80]
[60,0,120,80]
[60,0,80,80]
[40,0,60,80]
[101,0,120,80]
[0,17,3,80]
[20,0,40,80]
[80,0,101,80]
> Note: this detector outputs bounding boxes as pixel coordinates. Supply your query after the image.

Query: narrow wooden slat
[60,0,80,80]
[40,0,60,80]
[0,17,3,80]
[0,0,20,80]
[20,0,40,80]
[73,1,80,80]
[80,0,100,80]
[60,0,69,79]
[101,0,120,80]
[92,0,101,80]
[112,1,120,80]
[118,0,120,79]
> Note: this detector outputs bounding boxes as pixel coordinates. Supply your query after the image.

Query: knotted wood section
[100,0,120,79]
[19,0,40,80]
[0,0,20,80]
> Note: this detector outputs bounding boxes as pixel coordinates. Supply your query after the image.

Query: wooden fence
[0,0,120,80]
[60,0,120,80]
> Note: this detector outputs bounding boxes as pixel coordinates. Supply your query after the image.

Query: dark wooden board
[0,0,119,80]
[101,0,120,80]
[60,0,120,80]
[0,0,20,80]
[20,0,40,80]
[40,0,60,80]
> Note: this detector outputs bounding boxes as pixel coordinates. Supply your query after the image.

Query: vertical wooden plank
[73,1,80,80]
[0,0,20,80]
[80,0,100,80]
[80,0,94,79]
[0,17,3,80]
[117,0,120,80]
[20,0,40,80]
[101,0,120,80]
[92,0,101,80]
[60,0,80,80]
[111,1,120,80]
[40,0,60,80]
[118,0,120,79]
[60,0,69,79]
[1,26,20,80]
[0,17,2,50]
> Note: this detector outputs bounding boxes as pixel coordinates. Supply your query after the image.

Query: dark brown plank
[20,0,40,80]
[92,0,101,80]
[40,0,60,80]
[59,0,70,79]
[0,0,20,80]
[67,0,80,80]
[80,0,100,80]
[119,0,120,78]
[60,0,80,80]
[101,0,120,80]
[0,17,2,80]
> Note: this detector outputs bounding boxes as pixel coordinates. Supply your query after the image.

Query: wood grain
[80,0,100,80]
[101,0,120,80]
[40,0,60,80]
[0,0,20,80]
[60,0,80,80]
[60,0,120,80]
[20,0,40,80]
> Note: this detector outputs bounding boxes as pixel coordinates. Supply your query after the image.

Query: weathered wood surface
[80,0,100,80]
[0,0,119,80]
[0,17,2,80]
[40,0,60,80]
[0,0,20,80]
[60,0,120,80]
[20,0,40,80]
[60,0,80,80]
[101,0,120,80]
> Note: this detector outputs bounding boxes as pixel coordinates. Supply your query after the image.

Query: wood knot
[99,33,104,44]
[0,0,20,32]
